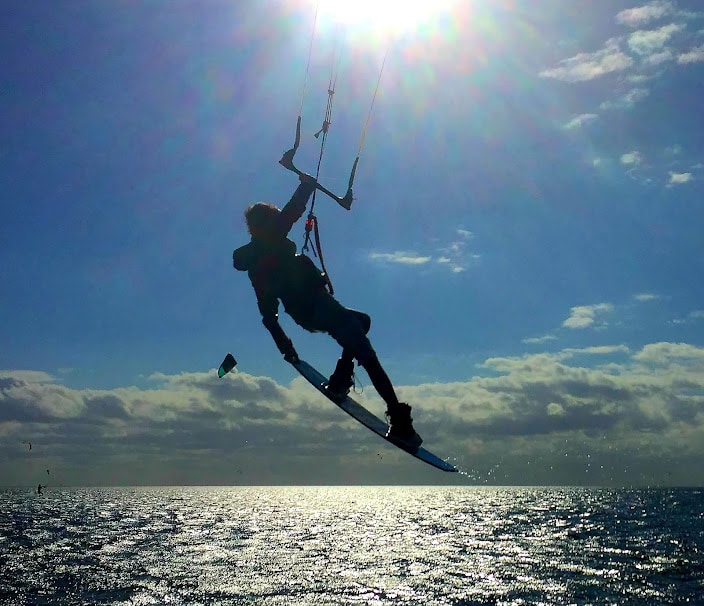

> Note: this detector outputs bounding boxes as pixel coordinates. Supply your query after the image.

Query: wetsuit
[232,181,375,364]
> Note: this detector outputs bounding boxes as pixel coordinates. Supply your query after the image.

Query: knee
[355,311,371,334]
[357,349,378,368]
[362,313,371,333]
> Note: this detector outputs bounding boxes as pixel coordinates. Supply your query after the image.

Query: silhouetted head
[245,203,280,238]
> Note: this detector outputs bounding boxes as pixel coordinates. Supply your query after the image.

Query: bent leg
[310,298,420,445]
[311,296,373,362]
[337,310,370,364]
[353,310,371,335]
[310,296,399,408]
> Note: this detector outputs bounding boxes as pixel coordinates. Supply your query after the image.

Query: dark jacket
[233,181,327,349]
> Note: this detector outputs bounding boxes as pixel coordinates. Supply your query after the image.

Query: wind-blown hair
[245,202,280,236]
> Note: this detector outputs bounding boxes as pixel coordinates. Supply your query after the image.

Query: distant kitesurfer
[232,174,422,447]
[37,484,43,494]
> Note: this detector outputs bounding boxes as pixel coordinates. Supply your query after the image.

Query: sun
[316,0,457,37]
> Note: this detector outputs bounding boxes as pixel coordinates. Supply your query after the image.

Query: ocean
[0,486,702,605]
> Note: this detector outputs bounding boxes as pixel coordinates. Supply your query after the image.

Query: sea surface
[0,486,702,605]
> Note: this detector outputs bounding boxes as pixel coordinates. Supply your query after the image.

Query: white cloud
[0,370,56,383]
[633,342,704,364]
[621,151,644,165]
[562,303,614,329]
[5,340,704,486]
[628,89,651,105]
[668,171,693,185]
[600,87,650,110]
[435,233,479,273]
[540,40,634,82]
[369,230,479,273]
[564,113,599,129]
[672,310,704,325]
[626,72,658,84]
[628,23,684,55]
[616,1,675,28]
[523,334,558,345]
[634,292,660,302]
[643,48,674,65]
[678,44,704,63]
[368,251,431,265]
[563,345,631,356]
[436,257,467,273]
[546,402,565,416]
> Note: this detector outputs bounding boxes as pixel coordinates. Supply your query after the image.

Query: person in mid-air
[232,174,422,448]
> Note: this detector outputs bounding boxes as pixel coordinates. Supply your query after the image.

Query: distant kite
[22,441,32,451]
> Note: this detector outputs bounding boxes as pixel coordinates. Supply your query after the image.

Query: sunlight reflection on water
[1,486,702,605]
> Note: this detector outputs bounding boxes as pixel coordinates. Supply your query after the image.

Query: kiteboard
[291,358,457,472]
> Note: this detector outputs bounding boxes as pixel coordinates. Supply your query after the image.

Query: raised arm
[275,175,316,237]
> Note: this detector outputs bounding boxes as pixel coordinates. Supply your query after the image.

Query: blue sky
[2,0,704,486]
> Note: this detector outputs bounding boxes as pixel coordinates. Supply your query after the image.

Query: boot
[326,357,355,401]
[385,402,423,450]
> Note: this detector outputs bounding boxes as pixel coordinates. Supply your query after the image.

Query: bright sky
[2,0,704,487]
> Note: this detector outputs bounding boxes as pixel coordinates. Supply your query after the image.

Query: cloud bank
[4,336,703,487]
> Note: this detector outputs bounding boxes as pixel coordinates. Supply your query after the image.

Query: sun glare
[317,0,456,36]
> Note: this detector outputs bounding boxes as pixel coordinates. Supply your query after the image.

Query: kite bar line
[279,13,387,211]
[279,4,353,209]
[298,2,318,119]
[347,46,388,193]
